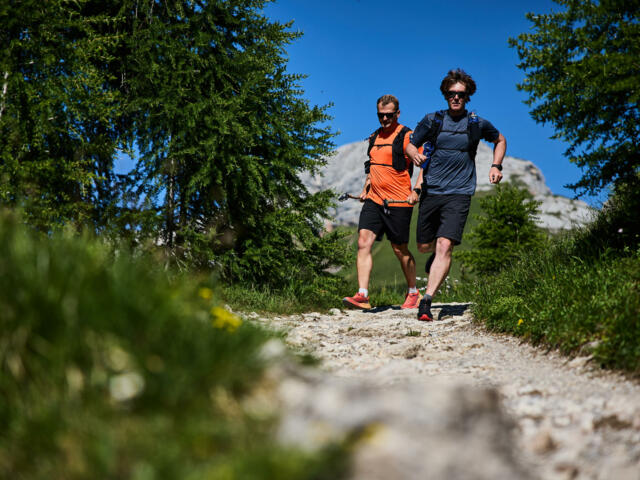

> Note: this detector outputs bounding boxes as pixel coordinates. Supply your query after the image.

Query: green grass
[467,186,640,373]
[0,212,350,479]
[471,243,640,372]
[218,275,349,314]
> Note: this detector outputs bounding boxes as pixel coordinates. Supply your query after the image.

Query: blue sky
[263,0,604,206]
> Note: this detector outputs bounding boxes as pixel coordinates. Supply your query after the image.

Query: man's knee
[436,237,454,256]
[390,242,410,258]
[417,241,435,254]
[357,230,376,251]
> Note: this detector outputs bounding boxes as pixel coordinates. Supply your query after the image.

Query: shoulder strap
[467,111,481,161]
[425,110,445,146]
[419,111,445,180]
[366,128,382,157]
[392,126,412,174]
[365,128,382,174]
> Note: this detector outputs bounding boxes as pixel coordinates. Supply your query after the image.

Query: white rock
[259,338,287,361]
[109,372,145,402]
[277,374,533,480]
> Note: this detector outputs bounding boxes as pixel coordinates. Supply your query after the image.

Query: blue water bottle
[421,141,434,169]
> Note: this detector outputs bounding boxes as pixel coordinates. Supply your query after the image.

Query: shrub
[457,183,547,275]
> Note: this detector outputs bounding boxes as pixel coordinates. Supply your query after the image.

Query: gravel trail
[262,303,640,480]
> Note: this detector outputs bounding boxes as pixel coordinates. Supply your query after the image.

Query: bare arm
[489,133,507,184]
[405,142,427,167]
[359,174,371,201]
[406,168,424,205]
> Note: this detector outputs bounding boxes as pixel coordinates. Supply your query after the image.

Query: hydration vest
[364,125,413,177]
[421,110,482,164]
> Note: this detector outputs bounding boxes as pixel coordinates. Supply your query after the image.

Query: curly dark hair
[440,69,477,98]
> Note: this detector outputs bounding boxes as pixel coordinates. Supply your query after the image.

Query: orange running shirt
[367,124,415,207]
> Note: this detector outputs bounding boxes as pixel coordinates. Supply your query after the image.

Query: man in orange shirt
[343,95,421,310]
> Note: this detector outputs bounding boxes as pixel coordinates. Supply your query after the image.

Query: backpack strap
[420,110,445,178]
[364,128,382,174]
[425,110,445,146]
[467,111,481,161]
[391,126,413,176]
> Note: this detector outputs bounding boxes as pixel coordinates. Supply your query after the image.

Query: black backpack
[364,125,413,177]
[421,110,482,162]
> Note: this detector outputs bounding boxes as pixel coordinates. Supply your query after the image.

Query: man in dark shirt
[405,69,507,321]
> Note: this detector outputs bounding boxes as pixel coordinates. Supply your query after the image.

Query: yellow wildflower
[518,318,524,326]
[211,306,242,332]
[198,287,214,300]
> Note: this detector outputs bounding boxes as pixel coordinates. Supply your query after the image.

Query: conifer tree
[457,184,546,275]
[0,0,126,230]
[510,0,640,195]
[121,0,346,284]
[0,0,349,285]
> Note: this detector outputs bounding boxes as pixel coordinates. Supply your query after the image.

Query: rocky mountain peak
[300,140,595,232]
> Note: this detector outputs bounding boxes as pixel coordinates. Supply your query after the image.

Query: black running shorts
[416,194,471,245]
[358,199,413,245]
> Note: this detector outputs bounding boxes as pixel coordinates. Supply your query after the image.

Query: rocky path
[257,303,640,480]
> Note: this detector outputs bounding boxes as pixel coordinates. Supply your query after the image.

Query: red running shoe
[342,292,372,310]
[401,292,421,309]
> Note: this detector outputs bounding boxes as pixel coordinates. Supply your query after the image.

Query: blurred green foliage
[0,212,349,479]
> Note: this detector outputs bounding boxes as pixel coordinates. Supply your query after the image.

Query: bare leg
[356,229,377,290]
[417,241,435,255]
[390,243,416,289]
[424,237,454,298]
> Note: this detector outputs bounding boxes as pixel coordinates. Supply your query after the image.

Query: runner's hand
[407,191,419,205]
[411,152,426,167]
[489,167,503,184]
[359,189,367,202]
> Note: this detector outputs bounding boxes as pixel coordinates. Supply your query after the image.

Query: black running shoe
[425,253,435,274]
[417,298,433,322]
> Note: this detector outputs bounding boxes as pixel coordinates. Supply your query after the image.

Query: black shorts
[416,194,471,245]
[358,199,413,245]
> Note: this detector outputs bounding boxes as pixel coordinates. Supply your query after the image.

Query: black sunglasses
[377,111,397,119]
[446,90,467,99]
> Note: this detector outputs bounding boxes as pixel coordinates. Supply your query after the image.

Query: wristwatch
[491,163,503,171]
[413,187,422,195]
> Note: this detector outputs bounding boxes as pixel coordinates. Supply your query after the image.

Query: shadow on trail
[363,303,472,317]
[365,305,400,313]
[435,303,472,319]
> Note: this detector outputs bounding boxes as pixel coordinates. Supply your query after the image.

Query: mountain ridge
[301,140,594,232]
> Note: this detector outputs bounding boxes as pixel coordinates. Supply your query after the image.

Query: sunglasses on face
[377,111,397,119]
[446,90,467,99]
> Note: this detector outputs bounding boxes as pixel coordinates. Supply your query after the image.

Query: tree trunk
[0,71,8,121]
[165,156,176,248]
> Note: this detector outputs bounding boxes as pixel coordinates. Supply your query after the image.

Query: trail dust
[252,303,640,480]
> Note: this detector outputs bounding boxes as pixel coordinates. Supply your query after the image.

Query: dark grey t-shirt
[410,111,499,195]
